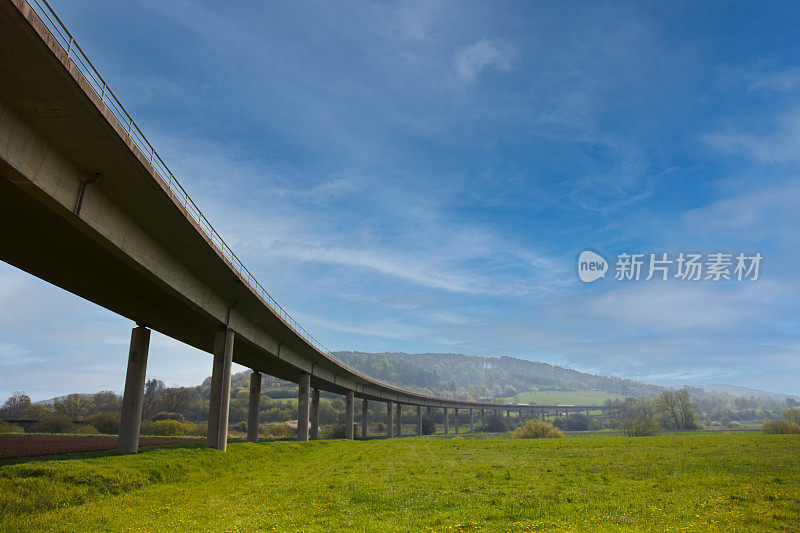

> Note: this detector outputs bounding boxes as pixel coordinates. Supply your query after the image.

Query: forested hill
[335,352,662,401]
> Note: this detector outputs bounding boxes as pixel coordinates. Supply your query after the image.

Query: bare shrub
[260,422,295,439]
[0,420,24,434]
[762,420,800,434]
[31,414,74,434]
[512,419,563,438]
[140,419,197,436]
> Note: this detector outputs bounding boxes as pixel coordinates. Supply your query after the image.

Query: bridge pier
[454,408,459,434]
[387,401,394,438]
[118,325,150,454]
[207,328,234,451]
[443,407,449,434]
[470,409,474,433]
[297,372,310,442]
[396,403,402,437]
[246,371,261,443]
[416,405,422,436]
[345,391,354,440]
[427,406,433,433]
[310,388,320,439]
[480,409,485,430]
[362,399,368,439]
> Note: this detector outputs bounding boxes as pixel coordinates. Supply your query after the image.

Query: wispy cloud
[585,281,781,330]
[454,40,513,82]
[748,67,800,92]
[703,107,800,163]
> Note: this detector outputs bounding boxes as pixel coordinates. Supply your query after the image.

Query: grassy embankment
[1,431,797,532]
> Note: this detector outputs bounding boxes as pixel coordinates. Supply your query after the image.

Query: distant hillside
[694,384,796,401]
[335,351,663,401]
[30,352,663,406]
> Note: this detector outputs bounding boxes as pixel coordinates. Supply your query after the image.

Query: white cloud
[585,281,779,331]
[454,39,513,82]
[748,67,800,92]
[261,240,563,296]
[681,182,800,244]
[703,107,800,163]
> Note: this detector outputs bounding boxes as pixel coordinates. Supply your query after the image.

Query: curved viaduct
[0,0,610,452]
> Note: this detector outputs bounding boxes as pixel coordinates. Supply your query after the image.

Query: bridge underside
[0,0,618,452]
[2,0,506,407]
[0,0,355,393]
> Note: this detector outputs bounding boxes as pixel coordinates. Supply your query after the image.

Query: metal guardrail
[24,0,404,389]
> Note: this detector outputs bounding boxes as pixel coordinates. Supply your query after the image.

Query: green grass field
[505,390,628,406]
[1,432,798,532]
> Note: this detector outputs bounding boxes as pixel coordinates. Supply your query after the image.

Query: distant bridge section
[0,0,617,452]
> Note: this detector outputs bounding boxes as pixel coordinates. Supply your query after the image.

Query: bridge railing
[24,0,406,390]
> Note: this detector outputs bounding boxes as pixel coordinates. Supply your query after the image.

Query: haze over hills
[29,353,796,406]
[334,352,664,400]
[693,384,797,401]
[32,352,662,405]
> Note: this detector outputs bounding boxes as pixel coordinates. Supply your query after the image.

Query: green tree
[655,388,697,429]
[1,391,32,418]
[617,398,660,436]
[142,379,166,419]
[27,404,52,419]
[53,394,94,419]
[782,408,800,425]
[482,414,507,433]
[92,391,120,413]
[32,414,74,433]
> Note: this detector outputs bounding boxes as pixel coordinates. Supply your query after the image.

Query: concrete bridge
[0,0,616,452]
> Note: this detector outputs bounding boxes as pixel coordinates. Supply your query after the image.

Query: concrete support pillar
[345,391,354,440]
[443,407,449,434]
[480,409,485,429]
[416,405,422,436]
[494,409,498,417]
[362,399,368,439]
[297,372,311,442]
[387,401,394,438]
[396,403,402,437]
[207,328,234,451]
[246,371,261,443]
[310,389,320,439]
[454,408,460,434]
[118,325,150,454]
[470,409,474,433]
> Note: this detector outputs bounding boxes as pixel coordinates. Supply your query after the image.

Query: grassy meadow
[505,390,628,406]
[1,431,798,532]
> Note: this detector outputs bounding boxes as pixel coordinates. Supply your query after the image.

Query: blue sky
[2,0,800,400]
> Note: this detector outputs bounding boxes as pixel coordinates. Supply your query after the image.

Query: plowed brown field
[0,435,203,459]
